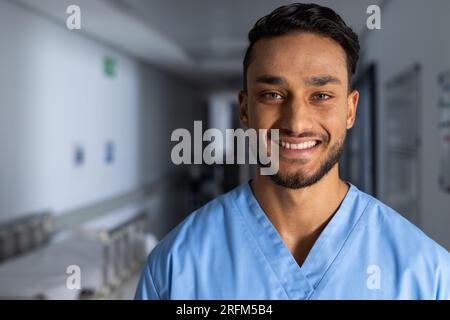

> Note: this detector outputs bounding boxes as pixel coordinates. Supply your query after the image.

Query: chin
[279,161,316,175]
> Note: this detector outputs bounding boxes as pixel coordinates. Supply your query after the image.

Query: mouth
[272,138,323,158]
[279,139,321,150]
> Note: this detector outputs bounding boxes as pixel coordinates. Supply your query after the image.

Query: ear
[239,90,249,128]
[346,90,359,129]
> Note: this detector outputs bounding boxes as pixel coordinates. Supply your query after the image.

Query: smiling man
[136,3,450,299]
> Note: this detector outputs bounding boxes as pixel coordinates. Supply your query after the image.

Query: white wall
[0,0,201,222]
[361,0,450,249]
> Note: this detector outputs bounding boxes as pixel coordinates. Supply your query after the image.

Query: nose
[280,96,314,134]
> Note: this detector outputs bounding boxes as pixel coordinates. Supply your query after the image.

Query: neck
[251,165,349,266]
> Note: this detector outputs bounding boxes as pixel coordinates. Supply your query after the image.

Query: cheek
[321,111,348,140]
[248,104,280,128]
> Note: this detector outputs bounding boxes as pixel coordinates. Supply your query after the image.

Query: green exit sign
[104,57,117,78]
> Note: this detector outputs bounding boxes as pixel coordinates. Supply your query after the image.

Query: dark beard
[269,138,344,189]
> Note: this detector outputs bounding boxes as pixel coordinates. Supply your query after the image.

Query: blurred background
[0,0,449,299]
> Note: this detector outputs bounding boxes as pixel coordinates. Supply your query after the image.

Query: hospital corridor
[0,0,450,300]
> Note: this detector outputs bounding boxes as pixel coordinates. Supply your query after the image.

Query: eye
[261,92,284,100]
[312,93,332,101]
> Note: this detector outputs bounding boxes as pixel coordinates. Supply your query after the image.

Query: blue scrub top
[135,182,450,299]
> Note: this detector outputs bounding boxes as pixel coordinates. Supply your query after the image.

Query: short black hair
[243,3,360,91]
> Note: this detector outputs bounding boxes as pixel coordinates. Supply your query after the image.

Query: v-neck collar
[232,180,369,299]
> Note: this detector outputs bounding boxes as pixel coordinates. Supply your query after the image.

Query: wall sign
[384,65,421,224]
[438,71,450,192]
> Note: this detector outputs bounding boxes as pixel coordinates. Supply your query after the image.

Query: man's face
[239,32,359,189]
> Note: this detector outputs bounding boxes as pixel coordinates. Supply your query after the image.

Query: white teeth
[280,140,318,150]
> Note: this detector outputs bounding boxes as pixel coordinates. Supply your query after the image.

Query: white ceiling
[13,0,383,86]
[119,0,380,63]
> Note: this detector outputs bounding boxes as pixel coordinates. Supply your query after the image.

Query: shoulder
[140,184,246,294]
[356,188,450,297]
[153,184,243,254]
[361,190,449,257]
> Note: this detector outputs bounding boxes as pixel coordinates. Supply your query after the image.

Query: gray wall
[0,0,202,224]
[361,0,450,249]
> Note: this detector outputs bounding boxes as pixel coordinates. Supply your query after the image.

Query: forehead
[247,32,348,85]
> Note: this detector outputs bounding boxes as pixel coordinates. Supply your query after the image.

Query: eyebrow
[304,75,342,86]
[253,74,342,87]
[254,75,287,86]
